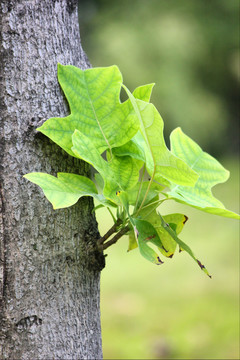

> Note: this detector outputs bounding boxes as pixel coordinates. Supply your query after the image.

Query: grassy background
[96,157,239,359]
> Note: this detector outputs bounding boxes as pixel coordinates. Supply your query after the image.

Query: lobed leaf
[158,213,211,277]
[168,128,240,219]
[138,199,188,258]
[112,84,154,161]
[123,85,199,186]
[112,132,146,162]
[72,130,141,204]
[128,182,164,207]
[132,83,155,102]
[37,64,139,157]
[133,219,164,265]
[24,172,99,209]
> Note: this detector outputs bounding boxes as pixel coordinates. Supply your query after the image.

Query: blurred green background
[78,0,239,358]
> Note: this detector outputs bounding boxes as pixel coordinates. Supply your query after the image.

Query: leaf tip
[57,62,64,70]
[196,259,211,278]
[157,256,164,265]
[183,215,188,224]
[23,174,31,180]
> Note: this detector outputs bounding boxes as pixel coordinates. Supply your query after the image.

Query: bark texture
[0,1,104,359]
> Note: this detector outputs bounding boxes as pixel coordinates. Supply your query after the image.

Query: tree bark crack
[0,184,6,301]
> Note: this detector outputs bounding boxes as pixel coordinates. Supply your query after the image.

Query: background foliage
[79,0,239,156]
[78,1,239,358]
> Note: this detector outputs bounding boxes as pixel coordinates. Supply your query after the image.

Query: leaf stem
[134,165,146,213]
[98,218,122,245]
[102,225,130,250]
[107,207,117,223]
[135,173,155,216]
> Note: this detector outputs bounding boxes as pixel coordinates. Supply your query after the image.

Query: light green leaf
[128,229,138,251]
[133,219,164,265]
[24,172,98,209]
[37,64,139,157]
[116,190,129,212]
[92,204,105,212]
[138,200,188,258]
[128,181,164,207]
[168,128,240,219]
[128,194,161,252]
[132,83,155,102]
[158,213,211,277]
[72,130,141,204]
[112,132,146,162]
[112,84,154,162]
[123,85,199,186]
[159,213,188,257]
[94,173,104,191]
[106,151,143,191]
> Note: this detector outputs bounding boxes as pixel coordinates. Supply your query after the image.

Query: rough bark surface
[0,1,104,359]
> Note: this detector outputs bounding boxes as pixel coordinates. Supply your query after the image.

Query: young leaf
[159,213,188,257]
[107,152,143,192]
[158,213,211,277]
[127,229,138,251]
[123,85,199,186]
[138,200,188,258]
[112,132,146,162]
[59,172,117,208]
[128,181,164,207]
[112,85,155,162]
[72,130,141,203]
[116,190,129,214]
[127,195,161,253]
[132,83,155,102]
[133,219,164,265]
[37,64,139,157]
[168,128,240,219]
[24,172,99,209]
[94,173,104,191]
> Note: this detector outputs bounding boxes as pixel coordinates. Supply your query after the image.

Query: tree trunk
[0,1,104,358]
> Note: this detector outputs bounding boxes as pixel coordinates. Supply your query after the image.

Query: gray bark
[0,1,104,359]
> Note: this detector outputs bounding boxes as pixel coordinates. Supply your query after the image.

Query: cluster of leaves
[24,64,239,277]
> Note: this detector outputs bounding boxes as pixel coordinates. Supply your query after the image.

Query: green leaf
[127,229,138,251]
[94,173,104,191]
[133,219,164,265]
[128,195,160,253]
[158,213,211,277]
[92,204,105,212]
[128,181,164,207]
[159,213,188,257]
[112,84,154,162]
[116,190,129,212]
[112,132,146,162]
[138,200,188,258]
[106,151,143,191]
[72,130,141,204]
[24,172,98,209]
[168,128,240,219]
[37,64,139,157]
[132,83,155,102]
[123,85,199,186]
